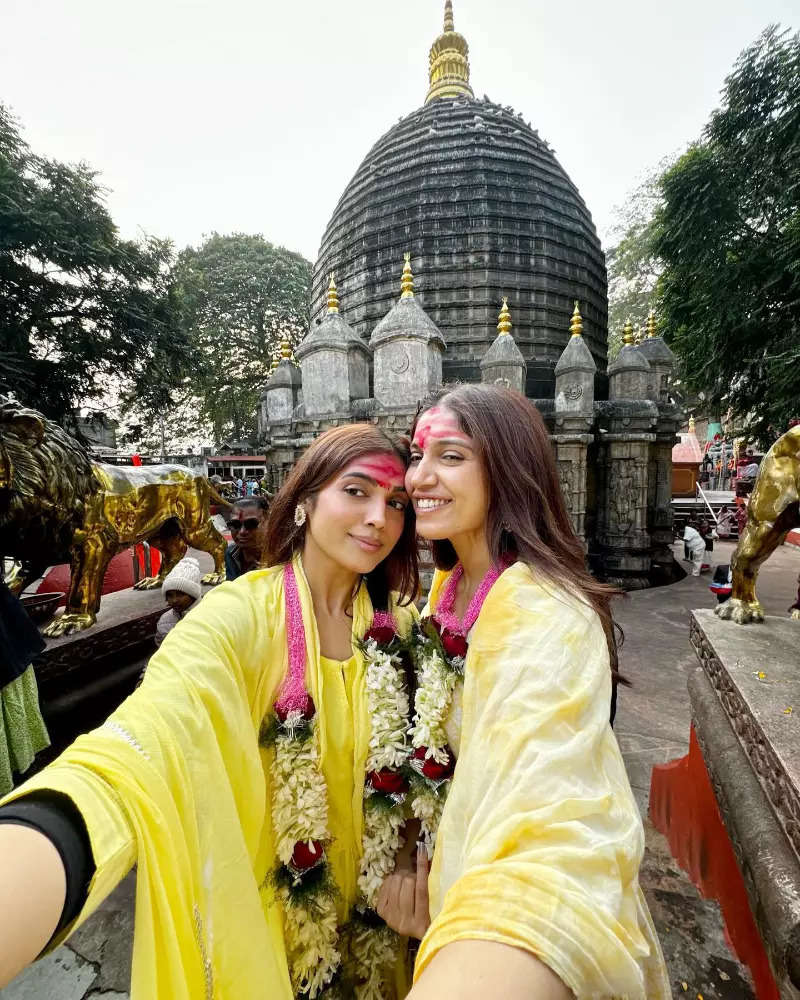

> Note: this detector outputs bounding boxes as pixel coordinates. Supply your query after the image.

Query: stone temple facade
[257,2,681,586]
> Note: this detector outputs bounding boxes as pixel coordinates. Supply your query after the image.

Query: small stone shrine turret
[480,299,526,392]
[295,275,371,417]
[554,301,596,414]
[369,254,445,408]
[264,336,301,423]
[607,320,652,400]
[637,310,676,403]
[552,303,595,541]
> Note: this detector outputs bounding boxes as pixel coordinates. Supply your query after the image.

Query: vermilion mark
[413,407,469,450]
[346,453,407,492]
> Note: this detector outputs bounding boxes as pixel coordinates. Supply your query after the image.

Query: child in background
[155,557,202,647]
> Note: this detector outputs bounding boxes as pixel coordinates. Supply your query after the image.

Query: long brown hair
[263,424,418,609]
[410,384,625,682]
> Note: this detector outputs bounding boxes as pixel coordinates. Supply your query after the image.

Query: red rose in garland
[290,839,325,871]
[276,693,315,723]
[412,745,455,781]
[439,627,468,660]
[365,624,396,645]
[368,768,409,795]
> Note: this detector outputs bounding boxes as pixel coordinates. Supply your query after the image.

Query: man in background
[225,498,269,580]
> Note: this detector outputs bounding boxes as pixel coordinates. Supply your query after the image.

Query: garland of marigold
[260,566,412,1000]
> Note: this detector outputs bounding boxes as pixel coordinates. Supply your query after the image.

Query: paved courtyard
[3,539,799,999]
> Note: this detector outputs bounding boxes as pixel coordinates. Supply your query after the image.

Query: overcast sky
[2,0,797,263]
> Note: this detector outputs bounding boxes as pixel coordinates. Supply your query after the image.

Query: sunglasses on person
[228,518,262,532]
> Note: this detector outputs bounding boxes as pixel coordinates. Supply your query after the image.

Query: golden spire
[280,335,292,361]
[689,414,696,434]
[622,319,634,346]
[426,0,474,104]
[497,297,512,336]
[647,309,658,338]
[327,273,339,314]
[269,354,279,375]
[401,253,415,299]
[570,301,583,338]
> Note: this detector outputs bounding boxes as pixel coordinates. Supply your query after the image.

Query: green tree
[0,105,192,424]
[174,233,312,444]
[653,26,800,445]
[605,162,672,357]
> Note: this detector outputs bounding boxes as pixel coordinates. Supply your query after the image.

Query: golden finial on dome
[269,354,279,375]
[401,253,415,299]
[426,0,474,104]
[497,297,512,335]
[647,309,658,338]
[327,273,339,314]
[570,301,583,338]
[689,414,696,434]
[280,336,292,361]
[622,319,634,346]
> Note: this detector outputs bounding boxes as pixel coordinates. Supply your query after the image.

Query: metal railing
[696,482,719,525]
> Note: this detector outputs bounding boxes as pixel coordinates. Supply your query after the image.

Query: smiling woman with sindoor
[377,384,670,1000]
[0,424,422,999]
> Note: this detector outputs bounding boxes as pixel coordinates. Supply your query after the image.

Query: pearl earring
[294,504,307,527]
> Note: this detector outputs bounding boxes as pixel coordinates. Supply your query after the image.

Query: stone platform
[651,610,800,999]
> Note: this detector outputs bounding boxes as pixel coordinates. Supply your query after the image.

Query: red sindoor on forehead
[413,407,468,449]
[350,452,407,490]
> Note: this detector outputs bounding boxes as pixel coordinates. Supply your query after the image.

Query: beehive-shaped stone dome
[310,4,608,398]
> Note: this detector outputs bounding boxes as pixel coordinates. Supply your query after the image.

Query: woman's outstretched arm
[409,941,571,1000]
[0,823,66,988]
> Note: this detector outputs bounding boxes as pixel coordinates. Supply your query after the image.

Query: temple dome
[311,5,607,398]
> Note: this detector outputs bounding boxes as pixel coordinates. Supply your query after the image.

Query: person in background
[225,498,269,581]
[683,520,708,577]
[155,557,203,648]
[789,571,800,621]
[0,582,50,797]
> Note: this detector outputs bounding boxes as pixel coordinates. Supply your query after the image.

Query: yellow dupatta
[1,554,415,999]
[414,563,670,999]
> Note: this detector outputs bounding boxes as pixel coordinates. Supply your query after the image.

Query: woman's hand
[376,844,431,939]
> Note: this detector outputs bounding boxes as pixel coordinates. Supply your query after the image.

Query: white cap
[162,556,202,601]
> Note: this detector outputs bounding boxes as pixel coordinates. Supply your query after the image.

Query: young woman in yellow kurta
[378,384,672,999]
[0,424,420,1000]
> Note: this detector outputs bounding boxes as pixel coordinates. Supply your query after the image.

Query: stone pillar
[480,298,526,392]
[295,276,371,417]
[553,302,596,541]
[370,255,445,408]
[639,312,680,577]
[597,320,659,581]
[264,337,301,425]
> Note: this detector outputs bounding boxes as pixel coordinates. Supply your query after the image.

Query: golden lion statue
[0,396,228,636]
[716,425,800,625]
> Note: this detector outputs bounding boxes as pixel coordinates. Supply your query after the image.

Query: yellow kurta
[1,555,415,1000]
[415,562,671,999]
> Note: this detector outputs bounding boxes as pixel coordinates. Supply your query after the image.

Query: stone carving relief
[564,383,583,401]
[388,346,410,374]
[557,461,574,511]
[608,459,638,535]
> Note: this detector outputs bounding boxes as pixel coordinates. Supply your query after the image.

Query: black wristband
[0,790,95,942]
